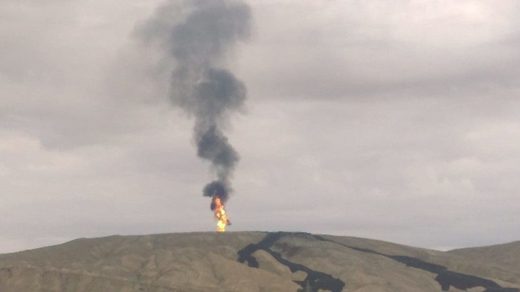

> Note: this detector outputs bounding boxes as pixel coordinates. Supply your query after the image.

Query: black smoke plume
[140,0,251,204]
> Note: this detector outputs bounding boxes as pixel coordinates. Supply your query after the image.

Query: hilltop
[0,232,519,292]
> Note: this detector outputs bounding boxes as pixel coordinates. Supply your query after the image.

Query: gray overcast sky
[1,0,519,253]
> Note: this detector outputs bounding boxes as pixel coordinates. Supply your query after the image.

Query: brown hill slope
[447,241,520,284]
[0,232,518,292]
[449,241,520,271]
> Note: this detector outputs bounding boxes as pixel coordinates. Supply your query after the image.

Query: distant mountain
[0,232,518,292]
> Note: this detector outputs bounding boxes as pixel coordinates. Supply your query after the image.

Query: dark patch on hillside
[237,232,345,292]
[314,235,519,292]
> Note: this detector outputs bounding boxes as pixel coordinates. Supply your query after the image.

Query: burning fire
[211,196,231,232]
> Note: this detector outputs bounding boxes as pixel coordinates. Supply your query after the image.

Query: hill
[0,232,518,292]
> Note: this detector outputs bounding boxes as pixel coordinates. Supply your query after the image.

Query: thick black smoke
[141,0,251,203]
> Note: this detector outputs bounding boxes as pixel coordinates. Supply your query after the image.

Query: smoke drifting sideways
[139,0,251,205]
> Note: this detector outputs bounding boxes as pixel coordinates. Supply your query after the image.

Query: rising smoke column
[141,0,251,205]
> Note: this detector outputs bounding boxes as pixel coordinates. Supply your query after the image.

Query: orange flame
[212,196,231,232]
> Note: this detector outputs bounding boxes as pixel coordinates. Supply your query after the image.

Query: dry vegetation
[0,232,518,292]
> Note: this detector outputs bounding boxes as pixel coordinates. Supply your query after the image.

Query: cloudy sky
[1,0,519,253]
